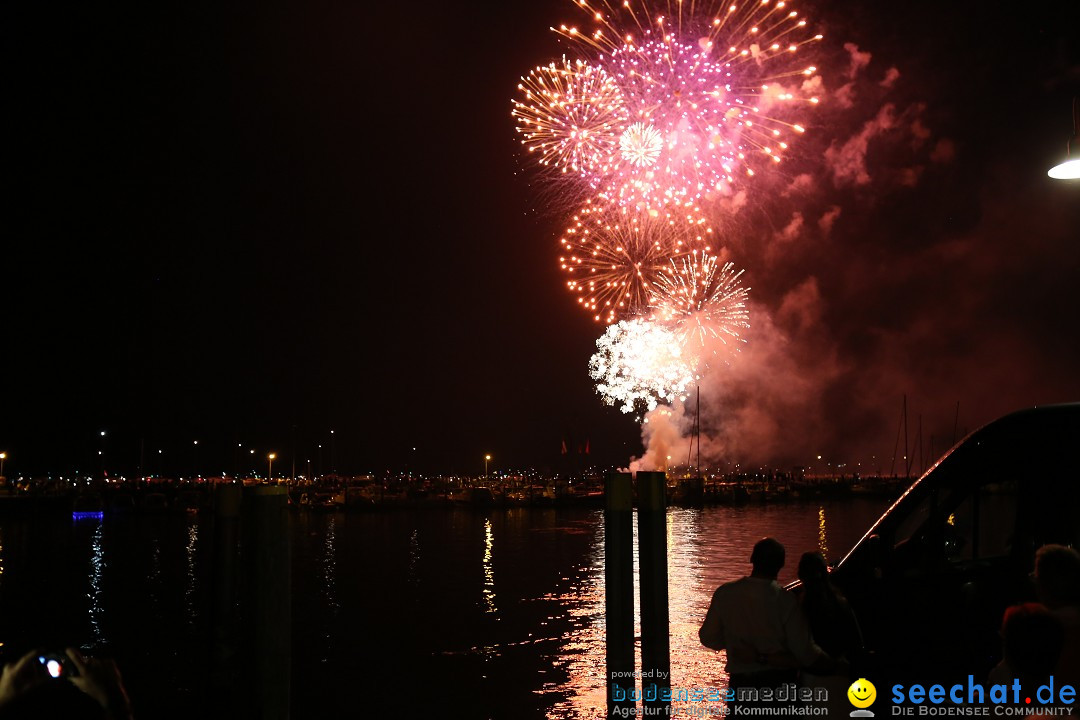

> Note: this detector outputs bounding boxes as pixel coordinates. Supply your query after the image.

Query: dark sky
[5,0,1079,478]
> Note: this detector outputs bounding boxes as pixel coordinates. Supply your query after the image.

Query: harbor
[0,470,909,515]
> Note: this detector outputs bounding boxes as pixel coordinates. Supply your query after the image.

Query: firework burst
[619,122,663,167]
[512,57,630,175]
[653,252,750,354]
[511,1,785,422]
[533,0,822,208]
[558,198,714,324]
[589,318,698,414]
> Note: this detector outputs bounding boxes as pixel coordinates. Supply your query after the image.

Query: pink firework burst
[548,0,823,208]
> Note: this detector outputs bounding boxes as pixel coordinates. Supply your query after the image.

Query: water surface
[0,498,890,717]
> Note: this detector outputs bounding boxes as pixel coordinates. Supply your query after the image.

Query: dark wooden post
[249,485,291,719]
[637,471,671,717]
[210,482,242,710]
[605,471,635,718]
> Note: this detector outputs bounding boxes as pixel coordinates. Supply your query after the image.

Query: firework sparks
[589,318,698,414]
[654,252,750,353]
[620,122,663,167]
[512,2,780,422]
[558,198,714,324]
[517,0,823,208]
[512,57,630,175]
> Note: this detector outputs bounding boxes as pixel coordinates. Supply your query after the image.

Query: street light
[0,452,6,477]
[484,454,491,481]
[268,453,276,483]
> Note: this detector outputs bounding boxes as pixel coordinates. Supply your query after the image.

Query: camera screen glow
[40,657,63,678]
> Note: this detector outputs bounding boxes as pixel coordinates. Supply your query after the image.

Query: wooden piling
[210,482,242,709]
[637,471,671,717]
[605,471,635,718]
[249,485,291,719]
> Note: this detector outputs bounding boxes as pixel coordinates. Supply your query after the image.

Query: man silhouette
[700,538,835,698]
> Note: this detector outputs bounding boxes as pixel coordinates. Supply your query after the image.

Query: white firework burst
[619,122,664,168]
[589,318,698,414]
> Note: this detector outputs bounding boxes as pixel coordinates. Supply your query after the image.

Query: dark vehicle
[826,403,1080,683]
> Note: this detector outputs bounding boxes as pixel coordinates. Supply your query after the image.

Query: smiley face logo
[848,678,877,709]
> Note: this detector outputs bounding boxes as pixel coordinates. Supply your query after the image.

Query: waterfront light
[1048,98,1080,180]
[268,453,276,482]
[0,452,6,477]
[1048,158,1080,180]
[485,454,492,481]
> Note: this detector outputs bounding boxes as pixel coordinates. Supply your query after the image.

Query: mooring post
[605,471,635,718]
[210,482,242,710]
[637,471,671,717]
[249,485,291,719]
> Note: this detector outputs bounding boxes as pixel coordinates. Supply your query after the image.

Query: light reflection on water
[87,521,106,649]
[185,519,198,632]
[407,527,420,588]
[539,513,607,718]
[0,496,889,718]
[320,515,340,663]
[482,518,497,615]
[540,500,888,718]
[818,506,829,558]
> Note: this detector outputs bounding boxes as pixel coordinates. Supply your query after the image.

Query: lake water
[0,497,893,717]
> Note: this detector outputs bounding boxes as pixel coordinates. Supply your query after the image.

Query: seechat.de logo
[849,678,878,718]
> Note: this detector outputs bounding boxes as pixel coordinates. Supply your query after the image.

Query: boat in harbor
[298,491,344,511]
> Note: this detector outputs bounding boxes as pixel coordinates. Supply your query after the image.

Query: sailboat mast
[695,385,701,478]
[903,394,910,480]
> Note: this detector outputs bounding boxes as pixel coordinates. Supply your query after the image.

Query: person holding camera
[0,647,132,719]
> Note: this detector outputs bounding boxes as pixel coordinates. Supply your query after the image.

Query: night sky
[5,0,1079,478]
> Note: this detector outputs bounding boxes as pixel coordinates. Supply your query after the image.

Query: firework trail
[653,252,750,357]
[558,198,714,324]
[589,317,698,414]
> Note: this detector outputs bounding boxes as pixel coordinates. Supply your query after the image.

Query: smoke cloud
[628,23,1080,473]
